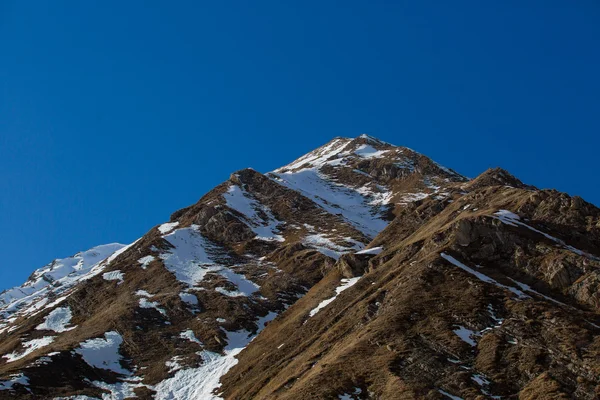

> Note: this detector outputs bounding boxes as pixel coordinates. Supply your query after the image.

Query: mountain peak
[3,136,597,399]
[355,133,390,146]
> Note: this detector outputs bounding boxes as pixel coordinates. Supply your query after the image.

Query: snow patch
[354,144,388,159]
[138,255,156,269]
[179,292,199,306]
[160,227,223,286]
[215,269,260,298]
[440,253,528,298]
[158,222,180,234]
[270,169,389,238]
[276,137,352,172]
[179,330,202,345]
[36,307,75,333]
[438,389,464,400]
[0,243,125,328]
[224,184,284,242]
[304,234,361,260]
[166,356,185,373]
[102,270,124,284]
[355,247,383,255]
[75,331,129,375]
[494,210,600,261]
[0,374,29,391]
[453,326,478,347]
[508,278,566,306]
[338,387,363,399]
[309,277,360,317]
[3,336,55,362]
[92,379,147,400]
[139,298,167,316]
[399,192,429,204]
[153,312,276,400]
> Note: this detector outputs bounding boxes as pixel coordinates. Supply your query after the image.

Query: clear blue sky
[1,1,599,291]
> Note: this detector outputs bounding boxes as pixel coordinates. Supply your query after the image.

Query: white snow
[440,253,528,298]
[275,137,352,172]
[508,278,566,306]
[472,374,490,387]
[304,234,361,260]
[3,336,55,362]
[399,192,429,204]
[179,292,199,306]
[270,169,389,238]
[153,312,277,400]
[494,210,600,261]
[309,277,360,317]
[271,136,458,240]
[453,326,478,347]
[438,389,464,400]
[355,247,383,255]
[353,168,371,177]
[158,222,180,234]
[0,243,125,328]
[166,356,185,373]
[223,184,284,242]
[179,330,203,345]
[338,387,363,399]
[104,240,140,265]
[137,255,156,269]
[102,270,124,284]
[44,294,70,309]
[0,374,29,391]
[139,298,167,316]
[36,306,75,333]
[215,269,260,297]
[159,226,222,286]
[487,304,504,326]
[75,331,130,375]
[92,379,147,400]
[354,144,388,159]
[159,226,261,299]
[135,290,154,298]
[215,288,244,298]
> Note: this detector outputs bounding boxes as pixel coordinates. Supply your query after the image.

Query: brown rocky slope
[0,135,598,400]
[220,172,600,399]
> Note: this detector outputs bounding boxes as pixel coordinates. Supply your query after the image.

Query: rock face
[0,135,599,400]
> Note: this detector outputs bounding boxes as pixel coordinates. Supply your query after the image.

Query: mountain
[1,135,599,399]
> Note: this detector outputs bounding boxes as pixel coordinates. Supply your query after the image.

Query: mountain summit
[1,136,599,399]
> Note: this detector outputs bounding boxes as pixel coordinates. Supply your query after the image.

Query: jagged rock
[335,253,373,278]
[570,271,600,310]
[455,219,478,247]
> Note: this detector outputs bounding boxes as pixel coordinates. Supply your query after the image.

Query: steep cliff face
[0,135,467,399]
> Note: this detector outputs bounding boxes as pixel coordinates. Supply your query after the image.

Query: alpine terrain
[1,135,599,400]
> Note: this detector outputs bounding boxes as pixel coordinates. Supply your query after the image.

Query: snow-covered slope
[0,244,125,334]
[270,134,464,238]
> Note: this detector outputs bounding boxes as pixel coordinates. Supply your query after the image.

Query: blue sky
[1,1,599,291]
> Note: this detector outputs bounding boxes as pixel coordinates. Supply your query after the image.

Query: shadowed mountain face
[1,136,599,400]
